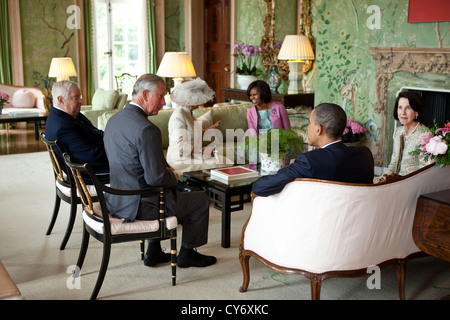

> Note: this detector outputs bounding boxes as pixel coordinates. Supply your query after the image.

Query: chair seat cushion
[83,203,178,235]
[56,179,98,198]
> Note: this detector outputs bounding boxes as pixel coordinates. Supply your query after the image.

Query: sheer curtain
[0,0,13,84]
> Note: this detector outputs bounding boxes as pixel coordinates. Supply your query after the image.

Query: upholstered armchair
[80,88,128,127]
[239,164,450,299]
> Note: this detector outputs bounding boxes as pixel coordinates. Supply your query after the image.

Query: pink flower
[425,136,448,156]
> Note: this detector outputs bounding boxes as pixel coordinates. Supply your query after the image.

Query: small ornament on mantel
[268,65,281,93]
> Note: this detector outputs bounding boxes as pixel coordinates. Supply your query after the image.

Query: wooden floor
[0,122,46,155]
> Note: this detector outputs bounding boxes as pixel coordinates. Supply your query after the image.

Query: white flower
[425,136,448,156]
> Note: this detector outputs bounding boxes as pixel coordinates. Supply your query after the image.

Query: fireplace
[370,47,450,166]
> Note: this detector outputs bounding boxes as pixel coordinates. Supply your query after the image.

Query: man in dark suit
[104,73,216,269]
[252,103,374,197]
[45,81,108,174]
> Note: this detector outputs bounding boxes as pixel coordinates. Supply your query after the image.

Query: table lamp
[277,35,314,94]
[157,52,196,88]
[48,57,77,82]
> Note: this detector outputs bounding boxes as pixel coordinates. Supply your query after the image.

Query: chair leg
[238,247,251,293]
[76,225,90,271]
[59,200,77,250]
[140,240,145,260]
[310,275,322,300]
[46,194,61,235]
[396,259,406,300]
[170,235,177,286]
[90,239,112,300]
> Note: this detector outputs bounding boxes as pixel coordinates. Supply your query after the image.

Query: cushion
[196,110,213,129]
[91,88,119,111]
[148,109,174,149]
[115,93,128,109]
[56,179,99,198]
[83,205,178,235]
[11,89,36,108]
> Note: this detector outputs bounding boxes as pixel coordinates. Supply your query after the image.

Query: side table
[413,189,450,262]
[222,87,314,108]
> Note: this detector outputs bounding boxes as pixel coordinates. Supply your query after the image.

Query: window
[93,0,148,90]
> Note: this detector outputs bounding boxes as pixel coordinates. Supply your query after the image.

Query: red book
[210,166,258,182]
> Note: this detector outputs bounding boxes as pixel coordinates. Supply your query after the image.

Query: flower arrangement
[233,41,265,76]
[410,121,450,167]
[342,119,366,143]
[0,92,9,113]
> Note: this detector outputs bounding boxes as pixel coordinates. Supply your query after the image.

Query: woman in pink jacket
[246,80,291,136]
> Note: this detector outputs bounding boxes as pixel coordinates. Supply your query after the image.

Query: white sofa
[0,83,46,114]
[239,164,450,299]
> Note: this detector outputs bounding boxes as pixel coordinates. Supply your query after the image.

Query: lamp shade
[278,35,315,61]
[48,57,77,81]
[156,52,196,78]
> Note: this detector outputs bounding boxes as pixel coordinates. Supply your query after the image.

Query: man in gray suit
[104,73,216,268]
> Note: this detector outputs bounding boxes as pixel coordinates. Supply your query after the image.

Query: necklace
[404,122,420,137]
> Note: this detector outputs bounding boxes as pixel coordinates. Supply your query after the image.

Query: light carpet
[0,152,449,301]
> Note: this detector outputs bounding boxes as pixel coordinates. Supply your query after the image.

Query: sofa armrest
[0,261,21,300]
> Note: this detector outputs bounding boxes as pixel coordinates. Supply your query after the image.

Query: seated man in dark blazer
[45,81,108,174]
[252,103,374,197]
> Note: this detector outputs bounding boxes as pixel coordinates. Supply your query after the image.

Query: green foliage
[243,128,304,159]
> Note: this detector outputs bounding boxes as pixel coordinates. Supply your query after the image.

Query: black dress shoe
[177,249,217,268]
[143,251,171,267]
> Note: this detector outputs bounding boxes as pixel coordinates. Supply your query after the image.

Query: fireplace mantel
[370,47,450,166]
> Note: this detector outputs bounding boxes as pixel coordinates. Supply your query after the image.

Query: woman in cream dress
[167,78,234,175]
[384,91,430,178]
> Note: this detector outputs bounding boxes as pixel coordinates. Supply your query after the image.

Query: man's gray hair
[132,73,165,97]
[313,103,347,138]
[52,80,79,107]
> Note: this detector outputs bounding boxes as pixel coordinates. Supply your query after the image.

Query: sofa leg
[310,275,322,300]
[239,247,250,293]
[396,259,406,300]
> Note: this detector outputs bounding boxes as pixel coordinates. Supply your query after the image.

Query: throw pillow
[196,110,213,130]
[12,89,36,108]
[92,88,119,111]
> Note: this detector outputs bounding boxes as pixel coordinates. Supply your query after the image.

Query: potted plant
[233,41,265,90]
[241,128,304,174]
[342,119,366,144]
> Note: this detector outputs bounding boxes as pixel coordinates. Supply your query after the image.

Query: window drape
[147,0,157,74]
[0,0,13,84]
[83,0,95,104]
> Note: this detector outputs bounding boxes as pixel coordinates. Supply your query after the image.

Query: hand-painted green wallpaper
[311,0,450,165]
[20,0,78,91]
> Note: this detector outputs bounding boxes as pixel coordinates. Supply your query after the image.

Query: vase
[260,152,287,176]
[267,65,281,93]
[236,75,258,90]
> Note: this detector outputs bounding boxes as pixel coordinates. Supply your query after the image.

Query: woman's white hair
[52,80,79,107]
[171,78,215,107]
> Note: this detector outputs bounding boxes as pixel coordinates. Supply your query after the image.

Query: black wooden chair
[41,132,89,250]
[64,154,177,300]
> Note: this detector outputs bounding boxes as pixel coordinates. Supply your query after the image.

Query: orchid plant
[410,121,450,167]
[342,119,367,143]
[233,41,265,76]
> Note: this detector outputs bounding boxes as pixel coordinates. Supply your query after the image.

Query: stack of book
[210,166,259,184]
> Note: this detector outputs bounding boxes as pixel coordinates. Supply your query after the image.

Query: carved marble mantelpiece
[370,47,450,166]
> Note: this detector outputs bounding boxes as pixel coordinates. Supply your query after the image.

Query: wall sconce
[277,35,315,94]
[48,57,77,82]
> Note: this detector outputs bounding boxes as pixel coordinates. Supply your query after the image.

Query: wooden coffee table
[180,168,258,248]
[0,112,48,140]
